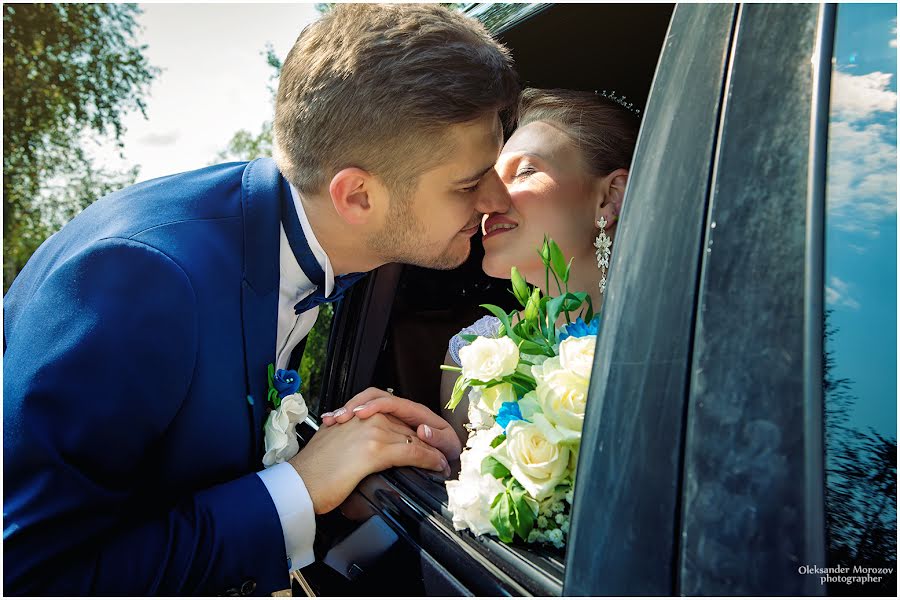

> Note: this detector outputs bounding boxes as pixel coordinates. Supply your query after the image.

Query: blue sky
[825,3,897,438]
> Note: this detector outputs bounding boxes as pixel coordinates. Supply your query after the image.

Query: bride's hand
[321,387,463,461]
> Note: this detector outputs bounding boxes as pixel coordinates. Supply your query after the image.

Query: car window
[823,3,897,595]
[460,2,550,34]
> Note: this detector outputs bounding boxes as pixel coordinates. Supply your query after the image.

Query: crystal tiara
[595,89,642,117]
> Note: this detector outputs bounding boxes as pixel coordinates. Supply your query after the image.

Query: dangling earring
[594,217,612,294]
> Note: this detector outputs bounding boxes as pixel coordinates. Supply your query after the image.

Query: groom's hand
[321,387,463,462]
[289,412,448,514]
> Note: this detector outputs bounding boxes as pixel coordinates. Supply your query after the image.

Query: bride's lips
[482,214,518,241]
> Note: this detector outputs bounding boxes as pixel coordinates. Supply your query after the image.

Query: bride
[322,87,639,455]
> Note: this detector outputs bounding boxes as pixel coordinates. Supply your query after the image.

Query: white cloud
[826,276,861,310]
[890,20,897,48]
[830,70,897,122]
[826,70,897,235]
[138,131,180,146]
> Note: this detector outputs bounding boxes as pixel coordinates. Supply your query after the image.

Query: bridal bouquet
[442,238,598,549]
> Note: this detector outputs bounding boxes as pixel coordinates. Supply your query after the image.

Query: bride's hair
[516,88,640,177]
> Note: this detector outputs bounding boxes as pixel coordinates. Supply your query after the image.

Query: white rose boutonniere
[262,393,309,467]
[459,336,519,382]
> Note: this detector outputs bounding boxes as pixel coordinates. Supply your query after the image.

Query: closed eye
[460,181,481,193]
[514,166,536,180]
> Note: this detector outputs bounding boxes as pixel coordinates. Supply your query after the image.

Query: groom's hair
[273,3,519,198]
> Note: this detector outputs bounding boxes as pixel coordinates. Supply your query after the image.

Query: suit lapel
[240,158,284,463]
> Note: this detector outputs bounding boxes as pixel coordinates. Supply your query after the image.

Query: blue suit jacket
[4,158,297,595]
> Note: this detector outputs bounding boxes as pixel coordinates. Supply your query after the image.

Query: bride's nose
[473,168,510,215]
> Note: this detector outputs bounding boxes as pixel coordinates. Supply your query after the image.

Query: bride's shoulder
[448,315,502,366]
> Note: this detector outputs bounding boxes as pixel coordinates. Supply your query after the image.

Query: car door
[290,3,894,596]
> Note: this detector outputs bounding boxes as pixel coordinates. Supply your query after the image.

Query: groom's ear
[329,167,378,225]
[594,168,629,228]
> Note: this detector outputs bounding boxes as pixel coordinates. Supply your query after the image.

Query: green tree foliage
[824,312,897,595]
[3,3,158,292]
[298,303,334,416]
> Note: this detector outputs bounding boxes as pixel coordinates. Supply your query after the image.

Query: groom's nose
[473,168,510,215]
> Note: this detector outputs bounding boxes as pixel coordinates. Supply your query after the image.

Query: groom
[3,4,517,596]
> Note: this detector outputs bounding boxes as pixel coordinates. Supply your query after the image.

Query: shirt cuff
[257,462,317,572]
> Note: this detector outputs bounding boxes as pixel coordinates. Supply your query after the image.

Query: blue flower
[273,369,301,397]
[496,401,524,432]
[558,316,600,341]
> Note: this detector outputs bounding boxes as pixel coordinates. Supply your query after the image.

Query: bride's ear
[594,168,629,229]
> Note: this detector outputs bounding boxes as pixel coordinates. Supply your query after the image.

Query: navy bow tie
[280,179,367,315]
[293,271,367,314]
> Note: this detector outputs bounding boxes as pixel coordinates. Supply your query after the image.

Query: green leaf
[547,292,589,326]
[459,333,479,343]
[516,339,551,356]
[548,239,568,282]
[480,303,521,345]
[510,266,530,307]
[481,456,512,479]
[490,491,514,543]
[582,294,595,323]
[490,434,507,448]
[268,388,281,409]
[490,491,503,509]
[564,256,575,283]
[509,485,536,541]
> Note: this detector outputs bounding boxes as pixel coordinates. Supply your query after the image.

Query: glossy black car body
[294,3,892,596]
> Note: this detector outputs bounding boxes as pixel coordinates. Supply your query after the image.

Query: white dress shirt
[256,182,334,572]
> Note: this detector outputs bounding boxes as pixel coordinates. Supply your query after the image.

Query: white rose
[459,336,519,382]
[558,335,596,380]
[466,388,495,430]
[494,420,570,501]
[262,393,309,467]
[476,382,516,415]
[446,426,504,535]
[534,356,588,441]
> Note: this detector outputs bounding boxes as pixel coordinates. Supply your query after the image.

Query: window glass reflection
[824,4,897,596]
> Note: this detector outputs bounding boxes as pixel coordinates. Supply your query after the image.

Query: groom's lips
[482,214,518,241]
[459,221,481,237]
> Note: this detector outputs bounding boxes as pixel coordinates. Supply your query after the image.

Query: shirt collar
[282,183,335,299]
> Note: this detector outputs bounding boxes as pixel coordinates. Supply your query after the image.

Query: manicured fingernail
[423,424,433,439]
[321,412,334,418]
[440,457,449,471]
[332,407,346,417]
[352,403,369,413]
